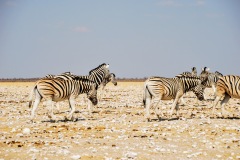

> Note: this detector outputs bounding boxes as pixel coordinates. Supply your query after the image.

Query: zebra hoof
[210,114,216,119]
[48,115,57,121]
[146,118,151,122]
[65,115,74,121]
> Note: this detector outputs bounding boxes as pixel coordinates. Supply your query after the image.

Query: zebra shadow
[41,117,90,123]
[210,116,240,120]
[150,117,180,122]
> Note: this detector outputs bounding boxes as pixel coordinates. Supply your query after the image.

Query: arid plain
[0,81,239,160]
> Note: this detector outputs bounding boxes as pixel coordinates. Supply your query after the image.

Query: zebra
[28,76,98,121]
[143,75,206,121]
[212,75,240,118]
[199,67,223,97]
[78,63,115,113]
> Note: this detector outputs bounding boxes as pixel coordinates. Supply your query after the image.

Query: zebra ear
[202,67,210,71]
[106,64,109,68]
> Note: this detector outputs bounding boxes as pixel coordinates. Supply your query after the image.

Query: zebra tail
[28,85,37,108]
[142,81,148,106]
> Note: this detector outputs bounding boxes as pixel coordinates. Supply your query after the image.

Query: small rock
[22,128,31,135]
[125,151,138,159]
[71,155,81,159]
[11,128,16,133]
[216,155,222,158]
[29,148,39,153]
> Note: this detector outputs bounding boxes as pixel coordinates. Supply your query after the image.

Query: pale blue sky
[0,0,239,78]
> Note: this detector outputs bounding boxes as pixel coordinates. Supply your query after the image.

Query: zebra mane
[175,74,199,79]
[72,76,93,82]
[61,71,73,75]
[149,76,166,80]
[175,74,209,85]
[110,73,116,77]
[89,63,107,75]
[176,72,191,77]
[215,71,223,76]
[175,72,199,79]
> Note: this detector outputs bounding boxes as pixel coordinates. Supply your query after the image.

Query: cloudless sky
[0,0,239,78]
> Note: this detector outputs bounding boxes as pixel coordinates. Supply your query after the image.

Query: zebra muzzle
[89,97,98,105]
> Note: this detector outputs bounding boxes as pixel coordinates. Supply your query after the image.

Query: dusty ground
[0,81,239,160]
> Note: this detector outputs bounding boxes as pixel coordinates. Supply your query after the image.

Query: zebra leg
[175,103,180,118]
[46,99,57,120]
[97,87,104,114]
[212,85,216,94]
[203,88,208,100]
[211,96,221,117]
[30,92,42,120]
[212,85,216,99]
[145,97,152,122]
[67,97,75,121]
[144,86,154,122]
[179,96,185,105]
[169,99,178,118]
[153,95,164,121]
[55,102,60,114]
[220,94,230,118]
[88,100,93,116]
[169,93,182,118]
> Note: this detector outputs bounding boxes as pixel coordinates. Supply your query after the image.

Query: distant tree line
[0,78,40,82]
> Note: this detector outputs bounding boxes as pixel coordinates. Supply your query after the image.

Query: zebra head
[199,68,210,83]
[191,84,205,101]
[87,83,98,105]
[110,73,117,86]
[103,73,117,87]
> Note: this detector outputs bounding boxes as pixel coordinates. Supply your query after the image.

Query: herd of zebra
[28,63,240,122]
[143,67,240,121]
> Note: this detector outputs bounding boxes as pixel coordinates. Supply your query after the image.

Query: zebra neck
[180,79,198,93]
[77,81,91,94]
[88,73,104,86]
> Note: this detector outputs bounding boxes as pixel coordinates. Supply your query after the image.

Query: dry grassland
[0,82,239,160]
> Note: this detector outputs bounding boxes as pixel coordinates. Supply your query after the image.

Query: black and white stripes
[200,67,223,94]
[143,75,206,121]
[212,75,240,117]
[29,77,98,121]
